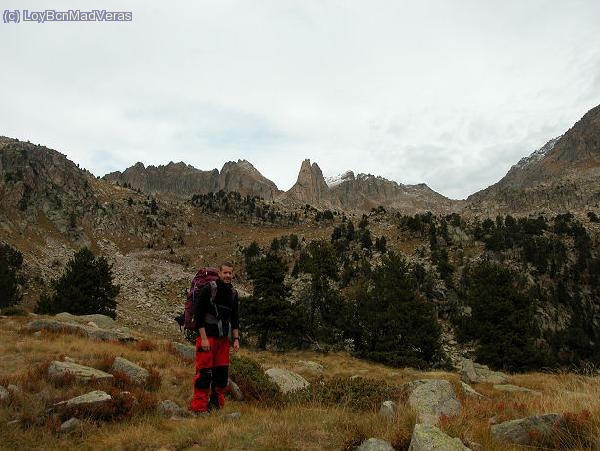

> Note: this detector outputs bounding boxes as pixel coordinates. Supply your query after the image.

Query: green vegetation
[35,248,120,318]
[0,243,23,310]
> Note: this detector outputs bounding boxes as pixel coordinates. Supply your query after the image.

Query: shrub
[229,355,281,406]
[34,247,120,318]
[0,243,23,309]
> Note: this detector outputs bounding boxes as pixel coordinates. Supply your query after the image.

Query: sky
[1,1,600,199]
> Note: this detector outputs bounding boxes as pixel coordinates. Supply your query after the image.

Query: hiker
[190,262,240,413]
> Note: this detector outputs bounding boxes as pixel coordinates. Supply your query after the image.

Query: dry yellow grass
[1,316,599,450]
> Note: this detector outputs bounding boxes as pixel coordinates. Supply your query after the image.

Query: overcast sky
[2,1,599,199]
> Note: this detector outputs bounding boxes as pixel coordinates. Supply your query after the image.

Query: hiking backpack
[175,267,220,344]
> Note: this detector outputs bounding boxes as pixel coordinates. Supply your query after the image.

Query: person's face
[219,266,234,284]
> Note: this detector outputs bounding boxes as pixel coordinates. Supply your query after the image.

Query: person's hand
[232,338,240,353]
[200,337,210,351]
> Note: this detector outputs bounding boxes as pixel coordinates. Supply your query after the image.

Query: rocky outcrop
[491,413,564,445]
[265,368,309,394]
[104,159,281,200]
[405,379,462,425]
[284,159,329,205]
[457,359,508,384]
[408,424,471,450]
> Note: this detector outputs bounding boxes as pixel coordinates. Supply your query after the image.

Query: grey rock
[265,368,309,394]
[55,390,112,408]
[227,378,244,401]
[294,360,324,374]
[491,413,564,445]
[409,423,471,450]
[356,438,395,451]
[7,384,20,393]
[33,331,42,337]
[493,384,541,396]
[405,379,462,425]
[378,400,397,420]
[25,319,135,342]
[158,400,193,418]
[111,357,150,385]
[223,412,241,420]
[172,342,195,361]
[48,361,114,383]
[457,359,508,384]
[461,382,484,399]
[0,386,9,402]
[55,312,116,329]
[60,417,82,433]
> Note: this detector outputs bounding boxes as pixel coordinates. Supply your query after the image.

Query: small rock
[55,390,112,409]
[491,413,564,445]
[378,400,397,420]
[356,438,395,451]
[265,368,309,394]
[0,386,9,402]
[63,356,76,363]
[158,400,193,418]
[111,357,150,385]
[33,331,42,337]
[223,412,241,420]
[86,321,99,328]
[493,384,541,396]
[7,384,20,393]
[294,360,324,374]
[60,417,82,433]
[461,382,484,399]
[457,359,508,384]
[226,378,244,401]
[408,423,471,450]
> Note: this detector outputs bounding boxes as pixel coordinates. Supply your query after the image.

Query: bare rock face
[409,423,471,450]
[219,160,281,200]
[284,159,329,205]
[104,159,281,200]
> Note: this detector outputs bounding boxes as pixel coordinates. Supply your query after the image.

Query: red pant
[190,336,230,412]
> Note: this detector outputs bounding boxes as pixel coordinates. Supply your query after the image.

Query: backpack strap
[208,281,224,337]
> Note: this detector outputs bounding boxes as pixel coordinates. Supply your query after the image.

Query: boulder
[171,342,195,361]
[55,390,112,408]
[493,384,541,396]
[491,413,564,445]
[60,417,82,433]
[55,312,116,329]
[265,368,309,394]
[25,319,135,342]
[356,438,395,451]
[48,361,114,383]
[294,360,324,374]
[457,359,508,384]
[111,357,150,385]
[409,423,471,450]
[0,386,9,402]
[405,379,462,425]
[158,400,193,419]
[378,400,397,420]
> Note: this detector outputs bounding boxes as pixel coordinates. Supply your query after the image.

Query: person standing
[190,262,240,413]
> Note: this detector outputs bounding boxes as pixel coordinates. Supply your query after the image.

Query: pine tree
[354,252,443,368]
[244,253,300,349]
[0,243,23,309]
[35,248,120,318]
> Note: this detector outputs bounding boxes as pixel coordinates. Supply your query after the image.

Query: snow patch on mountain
[325,170,355,187]
[514,136,562,170]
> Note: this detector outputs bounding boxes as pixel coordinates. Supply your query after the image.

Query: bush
[229,355,281,406]
[35,248,120,318]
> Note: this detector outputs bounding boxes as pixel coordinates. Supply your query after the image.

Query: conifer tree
[0,243,23,309]
[35,248,120,318]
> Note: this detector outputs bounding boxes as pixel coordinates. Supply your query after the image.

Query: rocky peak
[218,160,281,200]
[285,159,329,204]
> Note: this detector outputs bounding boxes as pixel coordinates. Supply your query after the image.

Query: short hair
[219,262,234,270]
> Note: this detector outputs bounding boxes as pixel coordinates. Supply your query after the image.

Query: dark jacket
[194,279,239,337]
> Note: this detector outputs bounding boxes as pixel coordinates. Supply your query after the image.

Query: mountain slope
[466,104,600,215]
